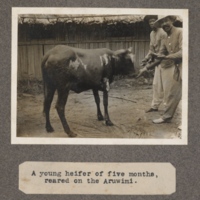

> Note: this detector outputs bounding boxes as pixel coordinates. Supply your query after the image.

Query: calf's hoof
[98,114,104,121]
[68,131,77,138]
[106,120,114,126]
[46,126,54,133]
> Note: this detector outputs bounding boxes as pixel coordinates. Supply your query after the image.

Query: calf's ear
[127,47,133,53]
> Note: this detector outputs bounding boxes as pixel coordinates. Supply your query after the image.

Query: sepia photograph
[11,8,188,144]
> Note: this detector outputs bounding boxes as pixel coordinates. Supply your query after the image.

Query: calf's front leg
[93,89,104,121]
[103,78,113,126]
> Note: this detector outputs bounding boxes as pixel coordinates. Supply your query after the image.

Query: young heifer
[42,45,135,137]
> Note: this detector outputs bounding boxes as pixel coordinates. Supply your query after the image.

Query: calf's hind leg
[44,85,56,132]
[56,88,77,137]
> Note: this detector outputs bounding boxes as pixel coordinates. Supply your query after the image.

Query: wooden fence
[18,39,150,80]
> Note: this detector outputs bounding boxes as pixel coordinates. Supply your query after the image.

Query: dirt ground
[17,79,181,139]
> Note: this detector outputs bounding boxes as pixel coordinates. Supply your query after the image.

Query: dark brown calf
[42,45,135,137]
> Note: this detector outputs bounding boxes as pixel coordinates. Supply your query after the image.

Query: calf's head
[113,47,135,75]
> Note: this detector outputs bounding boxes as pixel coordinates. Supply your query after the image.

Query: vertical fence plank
[34,45,43,80]
[27,45,35,80]
[18,45,29,80]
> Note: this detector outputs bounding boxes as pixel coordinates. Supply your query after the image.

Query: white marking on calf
[100,56,103,66]
[69,59,80,70]
[76,54,87,70]
[102,54,109,65]
[100,54,110,66]
[103,78,110,92]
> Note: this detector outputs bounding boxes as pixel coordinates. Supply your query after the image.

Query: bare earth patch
[17,79,181,139]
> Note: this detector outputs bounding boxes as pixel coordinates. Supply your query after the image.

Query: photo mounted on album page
[11,7,188,145]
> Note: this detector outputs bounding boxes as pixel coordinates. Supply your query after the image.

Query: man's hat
[153,15,177,28]
[143,15,158,22]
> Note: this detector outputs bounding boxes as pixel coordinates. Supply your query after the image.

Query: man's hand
[142,58,148,62]
[153,54,166,59]
[141,58,148,66]
[136,67,148,78]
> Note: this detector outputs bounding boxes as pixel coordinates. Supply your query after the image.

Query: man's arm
[158,35,168,56]
[136,59,163,78]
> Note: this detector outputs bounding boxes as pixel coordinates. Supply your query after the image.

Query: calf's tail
[41,54,49,116]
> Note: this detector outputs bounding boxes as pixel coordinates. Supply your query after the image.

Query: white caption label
[19,162,176,195]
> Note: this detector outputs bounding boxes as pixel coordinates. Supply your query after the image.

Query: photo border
[11,7,188,145]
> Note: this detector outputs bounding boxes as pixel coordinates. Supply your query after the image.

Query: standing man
[142,15,167,113]
[151,15,182,123]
